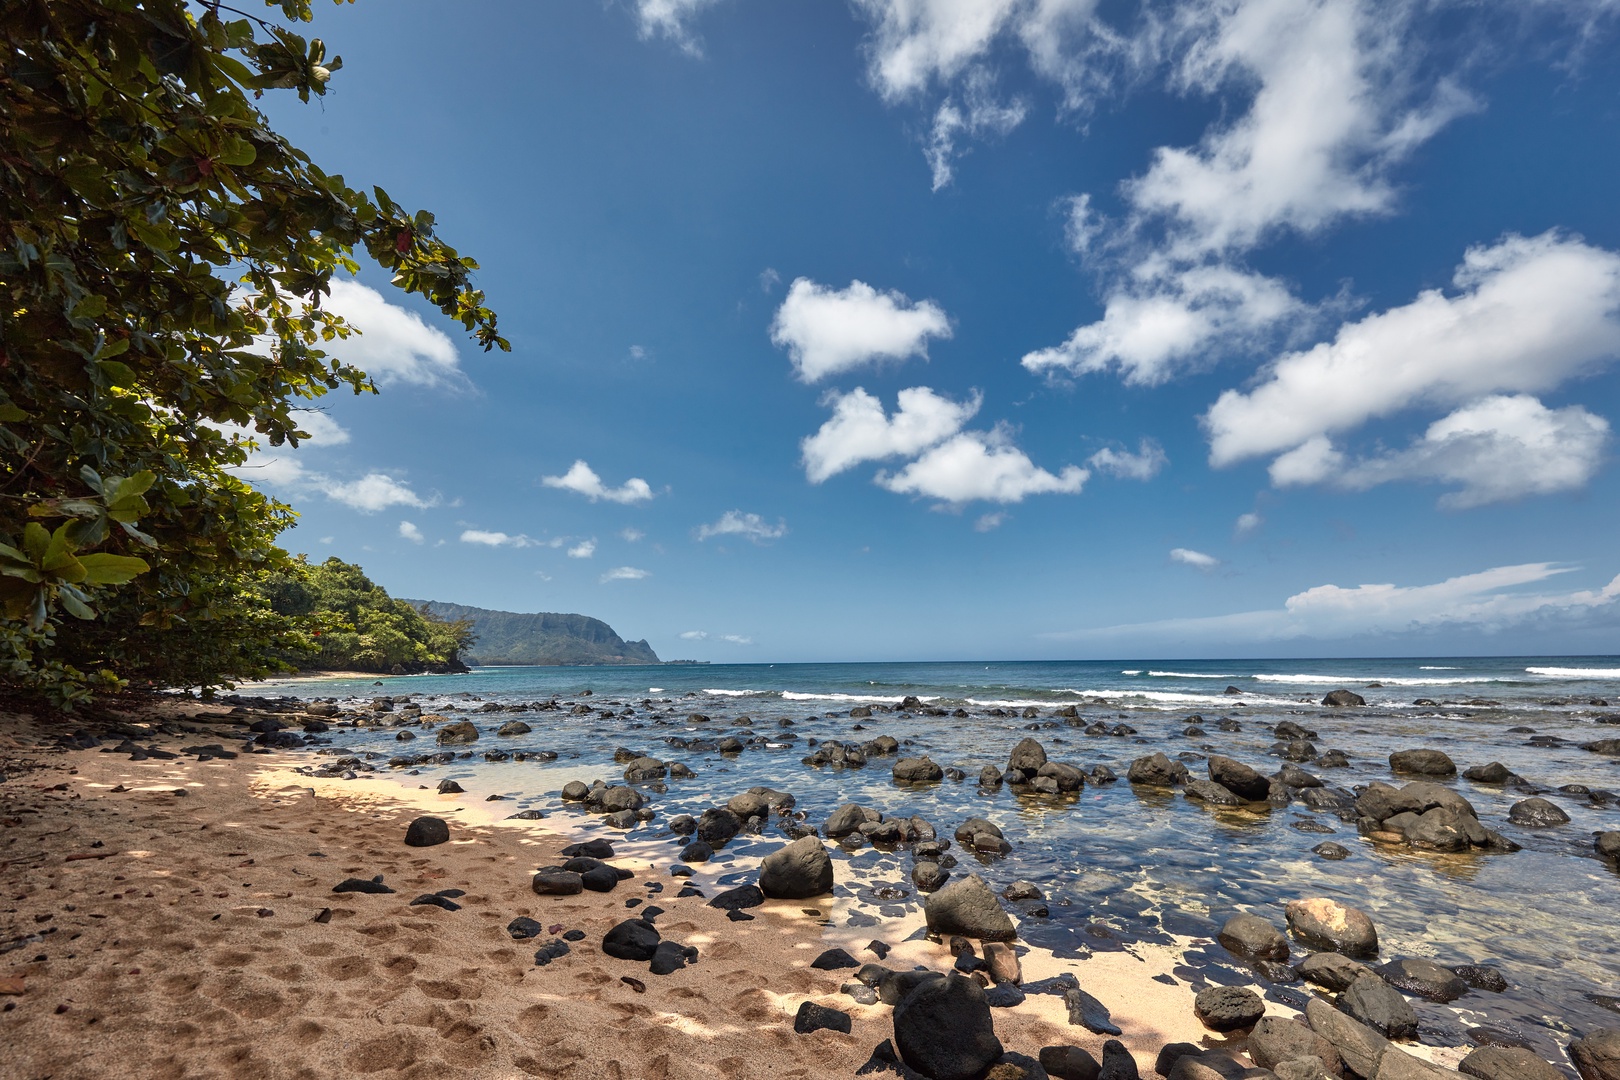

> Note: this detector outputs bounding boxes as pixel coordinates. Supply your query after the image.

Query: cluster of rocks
[1354,781,1519,853]
[558,778,654,828]
[802,733,899,768]
[980,737,1117,796]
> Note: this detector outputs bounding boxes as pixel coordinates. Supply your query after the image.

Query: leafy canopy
[0,0,507,704]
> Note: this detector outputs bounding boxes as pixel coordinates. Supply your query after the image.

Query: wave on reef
[1526,666,1620,678]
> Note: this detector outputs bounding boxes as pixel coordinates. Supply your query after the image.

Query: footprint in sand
[381,954,419,977]
[320,955,373,980]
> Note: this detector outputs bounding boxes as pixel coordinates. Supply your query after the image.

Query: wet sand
[0,701,1214,1080]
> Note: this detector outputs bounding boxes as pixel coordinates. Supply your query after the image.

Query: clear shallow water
[250,657,1620,1071]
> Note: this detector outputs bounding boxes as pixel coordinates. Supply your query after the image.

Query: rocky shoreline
[3,686,1617,1079]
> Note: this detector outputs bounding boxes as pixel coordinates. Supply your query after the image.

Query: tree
[0,0,507,704]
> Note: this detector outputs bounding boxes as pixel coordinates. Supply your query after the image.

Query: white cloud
[321,473,432,513]
[601,566,651,583]
[460,529,536,548]
[634,0,722,54]
[541,460,656,504]
[760,267,781,293]
[1207,232,1620,466]
[1087,438,1168,480]
[696,510,788,543]
[679,630,709,640]
[1235,511,1263,535]
[770,279,952,383]
[1272,395,1611,508]
[1022,0,1485,385]
[924,68,1028,190]
[398,520,424,544]
[620,527,645,542]
[876,425,1088,504]
[854,0,1026,100]
[975,511,1007,531]
[721,634,754,645]
[1022,264,1302,385]
[568,539,597,559]
[322,280,464,388]
[628,344,648,361]
[802,386,981,483]
[289,410,350,446]
[1170,547,1219,569]
[1047,561,1620,643]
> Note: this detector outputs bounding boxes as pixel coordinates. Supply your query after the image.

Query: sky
[236,0,1620,661]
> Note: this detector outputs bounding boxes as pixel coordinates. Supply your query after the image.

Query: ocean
[249,656,1620,1068]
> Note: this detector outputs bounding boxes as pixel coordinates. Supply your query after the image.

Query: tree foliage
[264,556,473,674]
[0,0,507,704]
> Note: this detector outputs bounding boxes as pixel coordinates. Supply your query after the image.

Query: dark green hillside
[405,601,661,666]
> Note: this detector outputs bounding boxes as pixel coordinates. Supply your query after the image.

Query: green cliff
[404,601,661,667]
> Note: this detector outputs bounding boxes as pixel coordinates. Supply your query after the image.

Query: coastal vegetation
[0,0,505,705]
[406,600,661,667]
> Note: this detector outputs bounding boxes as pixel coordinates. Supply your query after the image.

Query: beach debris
[620,976,646,993]
[331,876,394,894]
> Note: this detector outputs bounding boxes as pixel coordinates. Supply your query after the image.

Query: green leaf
[77,553,152,586]
[59,588,96,621]
[0,404,28,422]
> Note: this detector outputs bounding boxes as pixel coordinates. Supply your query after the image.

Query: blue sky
[238,0,1620,661]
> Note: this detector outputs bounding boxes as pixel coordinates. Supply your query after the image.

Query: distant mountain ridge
[404,601,661,667]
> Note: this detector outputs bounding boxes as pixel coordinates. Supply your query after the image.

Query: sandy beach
[0,698,1217,1080]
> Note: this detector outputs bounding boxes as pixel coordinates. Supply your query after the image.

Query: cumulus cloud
[1207,232,1620,467]
[634,0,723,54]
[1270,395,1611,507]
[1022,0,1485,383]
[541,460,656,504]
[600,566,651,583]
[1022,264,1302,384]
[854,0,1027,100]
[621,528,646,542]
[1235,511,1263,535]
[460,529,537,548]
[696,511,788,543]
[975,511,1007,531]
[322,474,433,513]
[1047,561,1620,644]
[802,386,981,483]
[679,630,709,640]
[721,634,754,645]
[322,280,465,388]
[770,279,951,383]
[876,425,1087,504]
[1087,438,1168,480]
[567,539,597,559]
[399,520,424,544]
[1170,547,1219,568]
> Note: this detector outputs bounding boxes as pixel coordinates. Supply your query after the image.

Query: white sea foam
[1418,666,1458,671]
[1121,670,1143,676]
[1253,673,1501,686]
[647,687,665,693]
[780,690,919,704]
[704,688,779,697]
[1526,667,1620,678]
[1145,671,1233,679]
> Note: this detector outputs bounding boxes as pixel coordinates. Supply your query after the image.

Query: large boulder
[1248,1017,1341,1075]
[1508,797,1570,826]
[1286,897,1378,957]
[1007,737,1048,780]
[894,756,945,783]
[1208,756,1271,801]
[1126,752,1187,787]
[623,756,667,782]
[759,835,834,899]
[892,973,1004,1080]
[436,720,480,745]
[596,786,645,813]
[1193,985,1265,1032]
[1299,952,1373,992]
[496,720,532,736]
[1377,958,1468,1003]
[824,802,879,838]
[1039,1045,1102,1080]
[1216,914,1289,961]
[1339,973,1417,1039]
[1305,997,1389,1078]
[601,918,660,961]
[1599,832,1620,859]
[695,807,742,846]
[1322,689,1366,707]
[1389,749,1457,777]
[1458,1046,1566,1080]
[924,873,1016,942]
[1571,1029,1620,1080]
[404,816,449,847]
